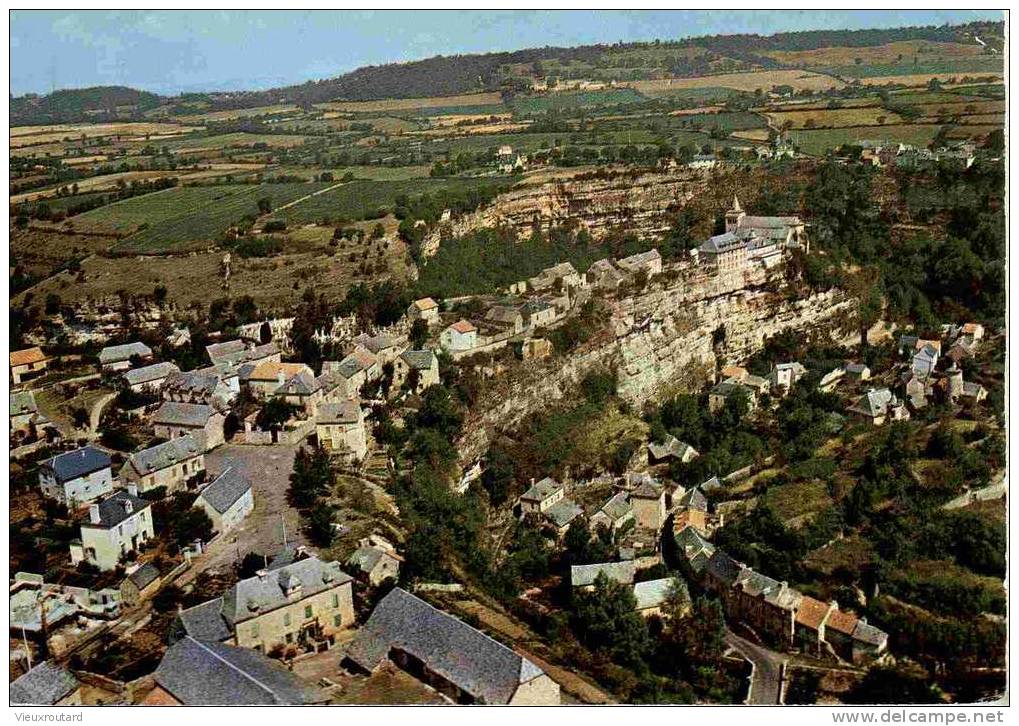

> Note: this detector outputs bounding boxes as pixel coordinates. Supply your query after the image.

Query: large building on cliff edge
[698,196,808,274]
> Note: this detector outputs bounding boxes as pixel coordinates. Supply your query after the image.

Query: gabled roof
[346,588,549,704]
[485,305,523,324]
[10,661,79,705]
[127,562,161,590]
[705,550,742,587]
[520,477,563,503]
[277,369,319,396]
[399,349,436,370]
[848,388,894,418]
[448,320,477,334]
[698,232,743,254]
[123,361,180,387]
[125,435,201,477]
[633,577,682,611]
[411,297,438,312]
[163,370,227,398]
[154,636,322,705]
[595,491,632,522]
[852,619,889,647]
[545,499,583,529]
[347,546,401,576]
[206,339,248,364]
[220,556,352,626]
[353,334,398,354]
[10,347,47,368]
[795,595,830,630]
[674,524,715,560]
[198,468,252,514]
[617,249,661,270]
[176,597,231,642]
[678,486,709,512]
[43,446,111,484]
[99,341,152,364]
[247,361,311,382]
[82,490,150,529]
[152,401,219,428]
[316,401,362,425]
[825,607,860,636]
[631,479,664,500]
[570,561,636,588]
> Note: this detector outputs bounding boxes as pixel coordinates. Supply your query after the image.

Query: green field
[509,88,648,115]
[788,124,942,155]
[164,132,311,151]
[279,177,510,225]
[814,57,1003,79]
[73,182,328,252]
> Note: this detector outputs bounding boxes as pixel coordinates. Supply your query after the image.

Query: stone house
[544,499,584,537]
[275,369,326,416]
[99,342,153,372]
[195,467,254,534]
[393,349,440,394]
[709,378,757,414]
[847,388,909,425]
[326,349,380,396]
[844,363,871,382]
[10,389,42,434]
[315,401,367,460]
[440,320,478,352]
[912,343,940,377]
[570,561,636,591]
[519,477,565,515]
[769,362,807,394]
[39,445,114,508]
[529,262,581,293]
[586,258,626,291]
[698,231,748,275]
[144,636,325,705]
[206,340,281,368]
[123,361,180,394]
[407,297,440,326]
[513,337,553,361]
[353,334,402,366]
[121,562,162,607]
[246,361,315,399]
[152,401,227,452]
[10,346,49,385]
[484,305,525,334]
[589,491,635,534]
[121,435,205,494]
[647,434,699,465]
[347,537,403,586]
[70,488,154,571]
[521,298,558,329]
[345,588,560,704]
[162,369,235,406]
[174,555,355,655]
[617,249,663,278]
[675,486,710,534]
[633,577,686,618]
[10,661,82,706]
[630,479,667,532]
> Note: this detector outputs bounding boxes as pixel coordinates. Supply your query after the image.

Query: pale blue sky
[10,10,1003,96]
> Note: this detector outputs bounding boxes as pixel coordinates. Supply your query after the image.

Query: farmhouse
[589,491,635,534]
[195,467,254,534]
[347,536,402,586]
[345,588,560,705]
[848,388,909,425]
[407,297,440,325]
[162,369,234,406]
[152,401,227,451]
[519,477,565,515]
[121,562,162,607]
[440,320,478,352]
[570,561,636,590]
[617,249,663,277]
[173,554,355,654]
[246,361,315,398]
[121,434,205,494]
[99,342,153,372]
[393,349,440,394]
[70,488,154,571]
[315,401,367,460]
[123,361,180,394]
[145,636,324,705]
[39,445,114,508]
[10,346,49,385]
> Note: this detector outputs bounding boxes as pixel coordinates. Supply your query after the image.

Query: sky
[9,9,1004,97]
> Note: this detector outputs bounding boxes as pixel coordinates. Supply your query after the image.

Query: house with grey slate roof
[99,341,152,372]
[570,561,636,590]
[121,434,205,494]
[195,467,253,534]
[10,661,81,705]
[121,562,162,606]
[162,369,235,406]
[344,588,560,704]
[70,488,154,571]
[633,577,688,618]
[315,400,367,459]
[122,361,180,393]
[173,554,354,655]
[39,445,114,508]
[347,538,402,586]
[144,636,325,705]
[393,348,440,393]
[152,401,227,451]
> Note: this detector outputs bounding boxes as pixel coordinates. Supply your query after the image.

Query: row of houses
[674,525,888,665]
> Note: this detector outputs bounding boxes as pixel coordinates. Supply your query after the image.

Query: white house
[440,320,478,352]
[70,488,154,571]
[39,446,114,508]
[195,468,254,534]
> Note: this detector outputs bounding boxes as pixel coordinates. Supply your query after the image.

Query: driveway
[725,631,787,705]
[179,443,306,582]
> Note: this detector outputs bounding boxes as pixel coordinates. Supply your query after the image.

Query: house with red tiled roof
[440,320,478,352]
[10,347,49,385]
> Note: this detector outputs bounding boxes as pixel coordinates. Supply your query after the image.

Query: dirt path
[270,181,348,214]
[89,391,118,436]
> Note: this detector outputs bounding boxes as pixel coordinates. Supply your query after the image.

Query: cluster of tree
[13,177,179,224]
[287,445,337,547]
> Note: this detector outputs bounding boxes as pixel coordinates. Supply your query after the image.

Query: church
[697,196,808,273]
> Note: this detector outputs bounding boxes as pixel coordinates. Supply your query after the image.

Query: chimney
[256,569,269,582]
[89,505,101,524]
[123,499,133,515]
[127,483,138,497]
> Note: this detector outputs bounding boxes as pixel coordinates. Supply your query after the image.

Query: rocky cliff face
[420,169,705,257]
[457,267,859,463]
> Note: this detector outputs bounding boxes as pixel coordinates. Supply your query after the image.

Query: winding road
[725,631,787,705]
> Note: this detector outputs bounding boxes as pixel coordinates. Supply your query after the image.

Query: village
[9,173,1005,707]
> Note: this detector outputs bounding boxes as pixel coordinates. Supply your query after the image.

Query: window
[285,632,293,644]
[283,613,291,627]
[331,593,339,608]
[334,614,343,628]
[304,605,313,619]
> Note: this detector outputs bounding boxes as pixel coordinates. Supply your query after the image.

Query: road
[725,631,787,705]
[89,391,118,436]
[177,443,305,584]
[942,471,1006,510]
